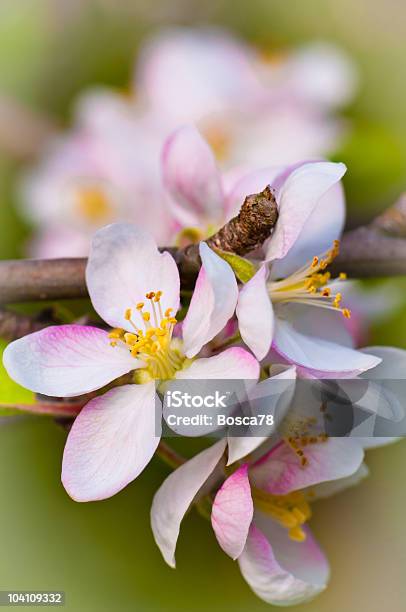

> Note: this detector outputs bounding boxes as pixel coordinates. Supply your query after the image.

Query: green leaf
[213,249,257,283]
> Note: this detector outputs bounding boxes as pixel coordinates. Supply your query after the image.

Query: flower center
[252,433,328,542]
[109,291,185,380]
[268,240,351,319]
[75,186,114,223]
[202,122,231,162]
[252,487,312,543]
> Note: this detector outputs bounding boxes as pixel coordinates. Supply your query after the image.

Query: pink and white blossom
[3,223,259,502]
[137,27,358,167]
[151,434,365,606]
[234,163,383,376]
[20,28,358,258]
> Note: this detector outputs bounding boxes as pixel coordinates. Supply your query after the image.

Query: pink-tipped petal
[176,347,260,381]
[266,162,346,262]
[62,383,160,502]
[151,439,227,568]
[236,265,274,360]
[250,437,364,495]
[3,325,138,397]
[162,125,224,225]
[86,224,180,332]
[270,182,345,279]
[211,464,253,559]
[182,243,238,357]
[238,519,329,606]
[273,319,381,376]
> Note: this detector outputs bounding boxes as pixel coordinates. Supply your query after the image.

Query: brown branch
[330,194,406,277]
[0,258,88,305]
[1,191,406,307]
[0,187,278,305]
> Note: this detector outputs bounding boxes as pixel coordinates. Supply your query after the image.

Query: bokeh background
[0,1,406,610]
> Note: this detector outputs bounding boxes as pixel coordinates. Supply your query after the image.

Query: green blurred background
[0,1,406,610]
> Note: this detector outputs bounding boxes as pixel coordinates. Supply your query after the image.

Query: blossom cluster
[3,28,404,607]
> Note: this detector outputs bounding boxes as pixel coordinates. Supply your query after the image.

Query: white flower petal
[310,462,369,499]
[151,439,227,567]
[238,519,329,606]
[273,319,381,376]
[62,383,160,501]
[86,224,180,332]
[270,182,345,279]
[265,162,346,262]
[236,265,274,360]
[3,325,139,397]
[176,347,260,381]
[182,243,238,357]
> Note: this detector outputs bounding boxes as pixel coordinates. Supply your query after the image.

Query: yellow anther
[169,317,178,325]
[160,319,169,329]
[124,333,138,346]
[154,291,163,302]
[155,328,166,337]
[125,308,132,320]
[322,288,331,297]
[279,513,298,529]
[142,312,151,322]
[145,328,156,337]
[292,507,307,524]
[342,308,351,319]
[110,341,117,347]
[311,256,319,268]
[136,302,144,310]
[288,526,306,542]
[333,293,342,308]
[164,308,173,317]
[108,328,125,340]
[145,291,155,299]
[339,272,347,280]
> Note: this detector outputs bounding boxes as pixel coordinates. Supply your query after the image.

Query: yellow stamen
[268,241,351,319]
[252,487,312,542]
[108,328,125,340]
[109,292,186,380]
[74,185,113,223]
[289,526,306,542]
